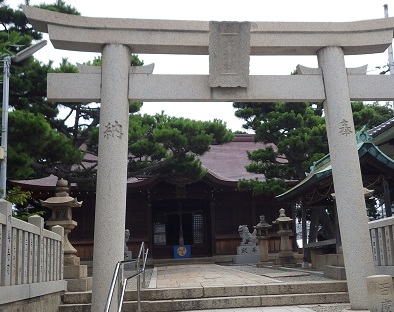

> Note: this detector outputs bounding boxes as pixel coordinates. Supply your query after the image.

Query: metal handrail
[118,245,149,312]
[104,242,149,312]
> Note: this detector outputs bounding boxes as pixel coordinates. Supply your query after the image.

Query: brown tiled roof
[12,134,269,189]
[12,174,78,190]
[199,134,267,182]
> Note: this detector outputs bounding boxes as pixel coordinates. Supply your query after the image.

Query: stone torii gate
[23,6,394,310]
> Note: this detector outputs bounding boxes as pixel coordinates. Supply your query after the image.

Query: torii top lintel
[23,5,394,56]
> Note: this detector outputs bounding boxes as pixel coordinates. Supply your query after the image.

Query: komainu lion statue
[238,225,257,245]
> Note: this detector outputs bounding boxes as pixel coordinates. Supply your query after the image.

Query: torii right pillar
[318,46,374,309]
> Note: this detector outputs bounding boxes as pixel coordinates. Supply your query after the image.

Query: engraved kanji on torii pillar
[22,5,394,310]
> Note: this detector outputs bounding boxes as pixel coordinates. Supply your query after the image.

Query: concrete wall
[0,286,63,312]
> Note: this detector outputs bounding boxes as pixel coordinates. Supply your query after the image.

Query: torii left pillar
[91,44,131,312]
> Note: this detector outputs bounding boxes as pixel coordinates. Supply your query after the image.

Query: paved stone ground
[124,263,351,312]
[187,304,351,312]
[154,264,280,288]
[126,263,334,289]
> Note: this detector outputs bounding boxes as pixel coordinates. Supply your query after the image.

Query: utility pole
[0,40,47,198]
[384,4,394,110]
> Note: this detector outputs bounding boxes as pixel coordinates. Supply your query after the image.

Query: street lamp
[0,40,47,198]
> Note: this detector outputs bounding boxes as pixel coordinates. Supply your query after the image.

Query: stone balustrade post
[28,215,44,283]
[51,225,64,280]
[0,199,12,286]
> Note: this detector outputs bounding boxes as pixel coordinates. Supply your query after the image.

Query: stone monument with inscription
[366,275,394,312]
[209,21,250,88]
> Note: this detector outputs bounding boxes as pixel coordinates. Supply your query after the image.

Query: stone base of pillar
[274,255,298,267]
[279,251,295,258]
[302,261,310,269]
[256,261,275,267]
[64,255,92,292]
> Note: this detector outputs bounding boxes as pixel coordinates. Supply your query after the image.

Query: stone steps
[59,280,349,312]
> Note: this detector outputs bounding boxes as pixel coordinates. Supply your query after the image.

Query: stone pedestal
[124,250,135,271]
[258,237,270,262]
[273,209,296,265]
[255,215,272,264]
[233,245,260,264]
[64,255,92,292]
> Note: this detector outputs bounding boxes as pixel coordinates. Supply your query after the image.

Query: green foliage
[13,210,45,222]
[37,0,80,15]
[88,114,234,184]
[0,31,24,59]
[237,178,287,196]
[351,101,393,131]
[234,99,394,196]
[8,110,83,179]
[234,101,327,181]
[5,186,47,222]
[5,186,31,205]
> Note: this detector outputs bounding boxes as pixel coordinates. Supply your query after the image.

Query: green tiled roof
[276,127,394,201]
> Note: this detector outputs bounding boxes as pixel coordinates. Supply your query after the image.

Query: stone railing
[369,216,394,275]
[0,199,67,307]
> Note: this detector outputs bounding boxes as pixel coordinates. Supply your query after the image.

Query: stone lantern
[41,178,82,261]
[273,208,295,261]
[41,178,91,292]
[254,215,272,263]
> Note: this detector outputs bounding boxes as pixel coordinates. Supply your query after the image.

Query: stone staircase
[59,280,349,312]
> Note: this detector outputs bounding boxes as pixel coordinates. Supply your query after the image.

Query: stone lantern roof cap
[40,196,82,207]
[273,208,293,223]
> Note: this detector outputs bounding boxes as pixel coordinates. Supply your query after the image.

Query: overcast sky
[5,0,394,132]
